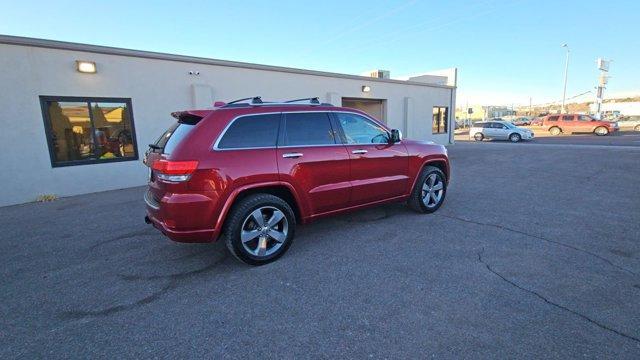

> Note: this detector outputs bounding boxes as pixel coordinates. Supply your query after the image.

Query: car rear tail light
[151,160,199,182]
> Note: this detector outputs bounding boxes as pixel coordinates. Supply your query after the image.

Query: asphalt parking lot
[1,143,639,358]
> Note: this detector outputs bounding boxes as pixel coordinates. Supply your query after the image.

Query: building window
[432,106,448,134]
[40,96,138,167]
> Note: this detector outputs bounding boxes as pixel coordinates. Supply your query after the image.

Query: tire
[509,133,521,142]
[549,127,561,136]
[474,132,484,141]
[408,166,447,213]
[594,126,609,136]
[223,193,296,266]
[634,125,640,132]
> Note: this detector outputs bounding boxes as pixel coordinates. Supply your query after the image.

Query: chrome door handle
[282,152,303,158]
[352,149,368,154]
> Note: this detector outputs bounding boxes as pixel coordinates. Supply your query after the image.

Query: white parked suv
[470,120,534,142]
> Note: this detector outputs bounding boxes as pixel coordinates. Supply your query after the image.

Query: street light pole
[561,44,570,113]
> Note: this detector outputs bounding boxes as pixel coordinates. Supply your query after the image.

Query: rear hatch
[144,111,207,207]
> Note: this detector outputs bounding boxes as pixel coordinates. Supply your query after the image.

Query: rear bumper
[144,189,219,243]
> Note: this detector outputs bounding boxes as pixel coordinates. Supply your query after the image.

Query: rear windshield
[154,123,195,155]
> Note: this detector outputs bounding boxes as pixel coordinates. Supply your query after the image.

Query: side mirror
[390,129,403,143]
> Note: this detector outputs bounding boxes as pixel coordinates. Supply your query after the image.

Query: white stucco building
[0,35,456,206]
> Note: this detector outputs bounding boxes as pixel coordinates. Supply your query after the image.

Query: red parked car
[540,114,619,136]
[144,97,450,265]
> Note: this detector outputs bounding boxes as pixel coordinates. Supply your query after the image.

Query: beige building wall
[0,36,455,206]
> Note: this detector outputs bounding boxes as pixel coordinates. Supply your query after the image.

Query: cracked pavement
[1,142,639,358]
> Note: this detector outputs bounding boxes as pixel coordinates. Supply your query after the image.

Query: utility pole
[561,44,570,113]
[465,100,469,128]
[595,58,610,119]
[529,97,532,116]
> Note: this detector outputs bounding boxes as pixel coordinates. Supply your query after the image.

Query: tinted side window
[283,112,335,146]
[335,112,388,144]
[547,116,559,122]
[217,114,280,149]
[561,115,574,121]
[490,122,504,129]
[163,123,195,154]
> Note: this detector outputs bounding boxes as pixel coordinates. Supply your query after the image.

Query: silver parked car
[470,120,534,142]
[616,116,640,131]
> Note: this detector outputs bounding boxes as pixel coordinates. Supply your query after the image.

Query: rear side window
[561,115,574,121]
[217,114,280,149]
[155,123,195,155]
[282,112,336,146]
[547,116,559,122]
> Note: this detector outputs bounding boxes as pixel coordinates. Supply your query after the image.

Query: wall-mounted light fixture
[362,85,371,93]
[76,60,97,74]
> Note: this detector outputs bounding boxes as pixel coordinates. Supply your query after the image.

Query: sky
[1,0,638,106]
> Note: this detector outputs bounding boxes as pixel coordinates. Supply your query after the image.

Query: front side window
[335,112,388,144]
[432,107,449,134]
[547,115,559,122]
[40,96,138,167]
[282,112,336,146]
[217,114,280,149]
[578,115,593,122]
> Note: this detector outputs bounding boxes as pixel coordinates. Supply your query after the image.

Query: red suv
[144,97,450,265]
[540,114,618,136]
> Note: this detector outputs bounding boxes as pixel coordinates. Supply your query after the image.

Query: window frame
[432,106,449,134]
[39,95,139,168]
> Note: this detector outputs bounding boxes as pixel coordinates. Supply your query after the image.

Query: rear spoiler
[170,111,209,125]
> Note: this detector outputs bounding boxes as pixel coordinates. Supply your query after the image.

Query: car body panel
[344,142,409,205]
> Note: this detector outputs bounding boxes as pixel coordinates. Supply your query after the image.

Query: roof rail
[226,96,263,105]
[220,96,333,108]
[285,97,320,104]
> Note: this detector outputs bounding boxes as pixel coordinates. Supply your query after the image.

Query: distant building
[589,101,640,116]
[484,106,516,119]
[455,105,515,122]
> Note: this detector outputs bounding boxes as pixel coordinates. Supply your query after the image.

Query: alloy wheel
[240,206,288,257]
[422,173,444,208]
